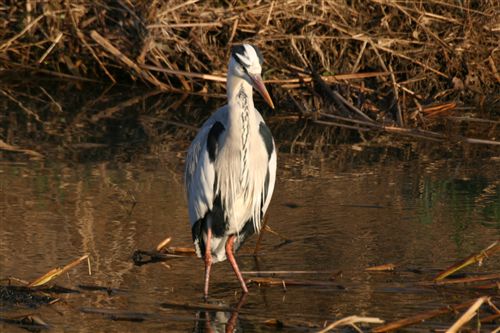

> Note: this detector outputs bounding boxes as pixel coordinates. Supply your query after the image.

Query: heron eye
[241,64,249,74]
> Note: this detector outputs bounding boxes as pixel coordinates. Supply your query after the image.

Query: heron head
[229,44,275,109]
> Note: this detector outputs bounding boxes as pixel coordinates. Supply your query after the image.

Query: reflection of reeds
[0,314,49,331]
[0,138,43,158]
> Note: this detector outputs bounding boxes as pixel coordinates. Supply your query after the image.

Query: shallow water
[1,148,499,332]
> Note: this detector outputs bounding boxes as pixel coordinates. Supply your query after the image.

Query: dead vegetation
[0,1,499,158]
[1,239,499,331]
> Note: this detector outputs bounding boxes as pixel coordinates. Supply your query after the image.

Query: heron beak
[249,74,275,109]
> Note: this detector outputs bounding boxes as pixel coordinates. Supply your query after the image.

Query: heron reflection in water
[193,294,247,333]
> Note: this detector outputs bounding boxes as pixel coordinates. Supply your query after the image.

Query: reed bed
[0,1,499,155]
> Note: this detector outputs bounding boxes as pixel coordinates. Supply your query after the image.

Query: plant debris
[0,313,49,332]
[28,254,90,288]
[1,1,499,158]
[0,286,56,309]
[434,241,500,281]
[1,242,499,332]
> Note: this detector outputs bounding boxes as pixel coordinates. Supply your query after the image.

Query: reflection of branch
[0,139,44,158]
[161,300,234,312]
[253,214,270,255]
[254,216,291,255]
[90,90,163,123]
[314,112,500,145]
[0,88,41,123]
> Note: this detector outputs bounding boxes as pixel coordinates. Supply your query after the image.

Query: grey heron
[185,44,277,297]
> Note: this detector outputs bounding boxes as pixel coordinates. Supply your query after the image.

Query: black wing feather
[207,121,225,162]
[259,122,274,160]
[192,121,227,256]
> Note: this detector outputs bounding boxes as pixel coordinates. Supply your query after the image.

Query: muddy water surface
[1,149,499,332]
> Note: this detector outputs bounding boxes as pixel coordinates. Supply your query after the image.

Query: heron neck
[226,76,255,139]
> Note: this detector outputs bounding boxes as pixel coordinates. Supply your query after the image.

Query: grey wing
[185,106,228,226]
[263,141,277,215]
[256,111,277,216]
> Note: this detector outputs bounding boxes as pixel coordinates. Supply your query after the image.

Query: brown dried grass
[1,1,498,93]
[0,1,499,154]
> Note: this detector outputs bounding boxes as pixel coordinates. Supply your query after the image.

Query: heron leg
[225,235,248,293]
[204,227,213,298]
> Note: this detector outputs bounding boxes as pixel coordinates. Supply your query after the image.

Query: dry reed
[1,1,499,155]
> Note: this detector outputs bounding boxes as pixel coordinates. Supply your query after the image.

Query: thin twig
[373,298,478,332]
[434,241,500,281]
[317,316,384,333]
[37,32,63,64]
[254,214,270,255]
